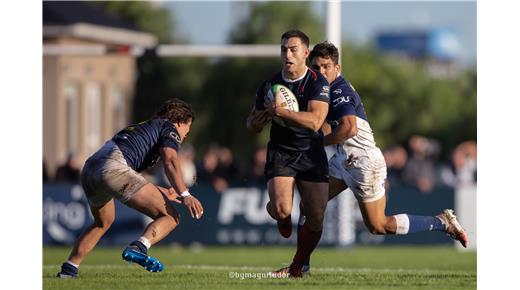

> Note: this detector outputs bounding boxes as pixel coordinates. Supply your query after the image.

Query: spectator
[54,152,81,183]
[215,146,240,186]
[196,145,228,192]
[383,145,408,189]
[439,140,477,187]
[178,143,197,187]
[402,135,440,193]
[244,146,267,186]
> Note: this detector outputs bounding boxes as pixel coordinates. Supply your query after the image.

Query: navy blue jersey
[112,118,181,172]
[326,76,368,130]
[255,68,330,151]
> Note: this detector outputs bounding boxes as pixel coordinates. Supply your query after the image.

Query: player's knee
[159,210,180,227]
[304,218,324,232]
[93,216,114,231]
[366,221,387,235]
[169,212,180,226]
[274,203,292,220]
[305,211,325,231]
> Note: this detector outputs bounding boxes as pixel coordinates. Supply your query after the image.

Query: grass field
[43,246,476,290]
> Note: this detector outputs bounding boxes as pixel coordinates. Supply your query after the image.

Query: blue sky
[162,1,476,65]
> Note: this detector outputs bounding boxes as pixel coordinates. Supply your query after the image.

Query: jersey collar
[281,67,308,83]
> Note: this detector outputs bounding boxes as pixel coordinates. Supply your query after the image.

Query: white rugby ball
[266,84,299,127]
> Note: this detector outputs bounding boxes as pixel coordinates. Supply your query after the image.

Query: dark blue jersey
[326,76,368,130]
[112,118,181,172]
[255,68,330,151]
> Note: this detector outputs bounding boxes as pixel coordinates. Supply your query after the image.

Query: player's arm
[160,147,204,219]
[246,106,271,133]
[270,98,329,132]
[323,115,358,146]
[247,81,273,133]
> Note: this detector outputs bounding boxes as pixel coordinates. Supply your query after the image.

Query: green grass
[43,246,476,290]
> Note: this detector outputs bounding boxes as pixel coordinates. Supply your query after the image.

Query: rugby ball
[266,84,299,127]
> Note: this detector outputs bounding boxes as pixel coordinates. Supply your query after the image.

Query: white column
[326,0,342,66]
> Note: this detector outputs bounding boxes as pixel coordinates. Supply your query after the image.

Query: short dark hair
[281,30,310,47]
[309,41,339,65]
[155,98,195,124]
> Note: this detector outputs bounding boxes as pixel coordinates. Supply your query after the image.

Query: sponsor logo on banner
[218,188,301,225]
[43,185,91,243]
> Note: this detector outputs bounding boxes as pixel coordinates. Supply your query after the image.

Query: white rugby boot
[436,209,469,248]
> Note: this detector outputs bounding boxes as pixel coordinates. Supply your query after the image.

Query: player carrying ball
[247,30,330,278]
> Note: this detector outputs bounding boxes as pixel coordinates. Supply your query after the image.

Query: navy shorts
[264,143,329,183]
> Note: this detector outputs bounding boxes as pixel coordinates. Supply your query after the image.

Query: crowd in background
[43,135,476,193]
[384,136,477,193]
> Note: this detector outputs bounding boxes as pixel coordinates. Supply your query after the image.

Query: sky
[163,1,476,65]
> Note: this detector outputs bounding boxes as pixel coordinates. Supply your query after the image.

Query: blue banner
[43,183,454,246]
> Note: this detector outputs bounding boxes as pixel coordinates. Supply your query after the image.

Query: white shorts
[80,140,149,207]
[329,147,387,203]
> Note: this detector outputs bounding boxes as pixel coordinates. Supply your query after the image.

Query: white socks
[138,236,151,249]
[393,214,410,235]
[66,260,79,268]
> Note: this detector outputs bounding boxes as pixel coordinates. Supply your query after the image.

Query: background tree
[340,44,477,157]
[91,1,210,125]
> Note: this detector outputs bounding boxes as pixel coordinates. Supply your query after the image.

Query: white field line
[43,264,474,274]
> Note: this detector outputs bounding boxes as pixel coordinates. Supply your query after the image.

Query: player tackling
[283,41,469,276]
[57,98,203,278]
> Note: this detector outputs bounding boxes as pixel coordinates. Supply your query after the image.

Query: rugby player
[57,98,203,278]
[246,30,330,278]
[284,41,469,275]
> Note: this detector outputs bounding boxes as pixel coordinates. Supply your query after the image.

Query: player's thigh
[125,183,179,222]
[329,176,348,201]
[267,176,295,210]
[297,179,329,218]
[358,195,387,227]
[89,199,116,227]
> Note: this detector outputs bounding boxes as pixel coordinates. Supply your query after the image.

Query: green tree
[341,43,476,157]
[230,2,323,44]
[91,1,175,43]
[91,2,210,125]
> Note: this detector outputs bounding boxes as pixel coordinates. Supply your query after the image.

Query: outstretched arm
[160,147,204,219]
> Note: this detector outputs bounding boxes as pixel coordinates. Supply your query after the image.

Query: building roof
[43,1,157,48]
[43,1,139,32]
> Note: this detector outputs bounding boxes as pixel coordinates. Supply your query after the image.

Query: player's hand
[265,91,284,116]
[251,108,271,127]
[183,195,204,220]
[166,188,182,204]
[321,121,332,136]
[156,186,183,204]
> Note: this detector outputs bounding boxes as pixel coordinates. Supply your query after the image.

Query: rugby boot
[436,209,469,248]
[56,262,78,278]
[122,246,164,272]
[272,264,310,278]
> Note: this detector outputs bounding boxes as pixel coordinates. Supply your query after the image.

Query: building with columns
[43,2,157,177]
